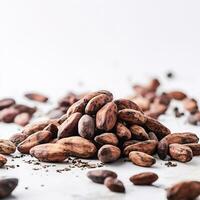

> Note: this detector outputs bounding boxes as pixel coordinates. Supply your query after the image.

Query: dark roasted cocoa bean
[87,169,117,184]
[129,172,158,185]
[58,112,82,138]
[78,115,95,139]
[98,144,121,163]
[104,177,125,193]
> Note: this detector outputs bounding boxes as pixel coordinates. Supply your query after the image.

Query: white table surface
[0,1,200,199]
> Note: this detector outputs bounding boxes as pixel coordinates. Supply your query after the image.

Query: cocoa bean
[94,133,118,146]
[148,132,158,141]
[124,140,157,156]
[57,136,97,158]
[104,177,125,193]
[96,102,117,131]
[167,181,200,200]
[123,140,140,148]
[0,140,16,155]
[0,98,15,110]
[87,169,117,184]
[14,112,31,126]
[115,122,132,141]
[98,144,121,163]
[129,125,149,141]
[129,151,156,167]
[130,172,158,185]
[30,143,68,162]
[184,143,200,156]
[25,92,48,102]
[58,112,82,138]
[169,144,193,163]
[9,133,28,146]
[0,107,19,123]
[78,115,95,139]
[118,109,147,125]
[167,91,187,100]
[183,98,198,113]
[0,178,18,198]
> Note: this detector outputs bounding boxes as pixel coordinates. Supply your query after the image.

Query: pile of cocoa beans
[3,90,198,167]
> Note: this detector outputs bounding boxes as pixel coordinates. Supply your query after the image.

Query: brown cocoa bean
[9,132,28,146]
[94,133,118,146]
[0,140,16,155]
[87,169,117,184]
[129,172,158,185]
[167,181,200,200]
[157,139,169,160]
[18,130,54,154]
[129,125,149,141]
[145,116,171,139]
[98,144,121,163]
[96,102,117,131]
[0,107,19,123]
[184,143,200,156]
[25,92,48,102]
[129,151,156,167]
[169,144,193,163]
[122,140,140,148]
[78,115,95,139]
[115,122,132,141]
[14,112,31,126]
[124,140,157,156]
[145,103,167,119]
[0,178,18,198]
[30,143,68,162]
[0,98,15,110]
[114,99,143,112]
[58,112,82,138]
[118,109,147,125]
[57,136,97,158]
[130,96,150,111]
[0,154,7,167]
[44,123,58,137]
[167,91,187,100]
[13,104,36,115]
[85,94,112,115]
[188,112,200,125]
[104,177,125,193]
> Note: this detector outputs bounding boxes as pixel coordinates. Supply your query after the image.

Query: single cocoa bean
[58,112,82,138]
[96,102,117,131]
[129,172,158,185]
[94,133,118,146]
[44,123,58,137]
[9,132,28,146]
[167,181,200,200]
[0,98,15,110]
[0,107,19,123]
[184,143,200,156]
[87,169,117,184]
[0,140,16,155]
[98,144,121,163]
[129,125,149,141]
[115,122,132,141]
[104,177,125,193]
[57,136,97,158]
[169,144,193,163]
[0,154,7,167]
[167,91,187,100]
[14,112,31,126]
[118,109,147,125]
[25,92,48,102]
[78,115,95,139]
[129,151,156,167]
[0,178,18,198]
[30,143,68,162]
[183,98,198,113]
[124,140,157,156]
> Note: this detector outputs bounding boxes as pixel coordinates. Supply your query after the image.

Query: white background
[0,1,200,200]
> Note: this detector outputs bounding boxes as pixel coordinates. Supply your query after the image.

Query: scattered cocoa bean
[104,177,125,193]
[0,178,18,198]
[129,172,158,185]
[25,92,48,102]
[0,140,16,155]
